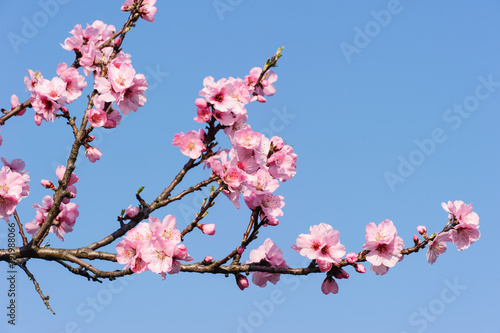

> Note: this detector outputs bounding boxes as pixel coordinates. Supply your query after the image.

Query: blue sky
[1,1,499,332]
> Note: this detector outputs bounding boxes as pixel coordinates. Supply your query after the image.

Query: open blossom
[427,232,452,264]
[442,201,480,251]
[85,146,102,163]
[363,219,404,269]
[243,238,289,287]
[87,109,108,127]
[25,195,79,241]
[245,169,279,194]
[173,129,206,159]
[292,223,346,272]
[121,0,157,22]
[234,128,262,150]
[116,73,148,114]
[199,76,237,112]
[0,166,29,221]
[56,62,87,103]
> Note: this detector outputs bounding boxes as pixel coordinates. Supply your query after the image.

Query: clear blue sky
[1,1,499,332]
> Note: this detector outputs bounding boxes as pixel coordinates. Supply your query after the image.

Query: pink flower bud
[256,95,267,103]
[41,179,55,190]
[413,234,420,245]
[114,37,122,47]
[237,246,245,254]
[198,223,215,235]
[333,269,349,280]
[85,135,95,143]
[355,264,366,274]
[125,205,139,218]
[417,225,427,236]
[235,274,249,290]
[34,114,42,126]
[195,98,207,108]
[345,252,358,263]
[61,107,69,114]
[202,256,213,264]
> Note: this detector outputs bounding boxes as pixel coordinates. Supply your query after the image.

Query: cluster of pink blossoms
[425,200,480,264]
[0,158,30,222]
[24,63,87,125]
[25,166,80,241]
[172,67,296,226]
[18,2,154,163]
[116,215,193,279]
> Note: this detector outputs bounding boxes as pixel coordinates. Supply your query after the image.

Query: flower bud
[417,225,427,236]
[237,246,245,254]
[125,205,139,218]
[114,37,122,47]
[41,179,56,190]
[345,252,358,263]
[413,234,420,245]
[202,256,213,265]
[235,274,249,290]
[355,264,366,274]
[198,223,216,235]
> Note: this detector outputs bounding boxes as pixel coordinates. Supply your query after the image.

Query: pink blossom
[222,166,246,191]
[203,256,213,264]
[243,238,288,287]
[50,201,79,241]
[193,98,212,123]
[56,62,87,103]
[321,276,339,295]
[0,166,28,221]
[125,205,139,218]
[345,252,358,263]
[362,219,404,268]
[35,77,67,104]
[291,223,346,272]
[10,94,26,116]
[141,240,176,277]
[199,76,237,112]
[149,215,181,244]
[87,109,108,127]
[267,140,297,182]
[108,62,135,93]
[234,128,262,150]
[116,238,148,273]
[245,169,279,194]
[31,92,60,123]
[103,109,122,129]
[41,179,55,189]
[121,0,157,22]
[198,224,216,235]
[427,232,452,264]
[176,129,206,159]
[442,201,480,251]
[85,146,102,163]
[115,73,148,115]
[24,69,43,91]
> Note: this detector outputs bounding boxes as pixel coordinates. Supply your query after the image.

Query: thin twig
[15,261,55,314]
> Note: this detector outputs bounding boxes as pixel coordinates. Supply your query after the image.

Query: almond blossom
[243,238,289,287]
[426,232,452,264]
[362,219,404,271]
[292,223,346,272]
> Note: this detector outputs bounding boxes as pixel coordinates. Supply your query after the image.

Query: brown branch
[180,181,225,239]
[13,210,28,246]
[15,261,55,314]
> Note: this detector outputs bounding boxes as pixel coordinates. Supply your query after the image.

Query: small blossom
[125,205,139,218]
[85,146,103,163]
[345,252,358,263]
[427,232,452,264]
[321,276,339,295]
